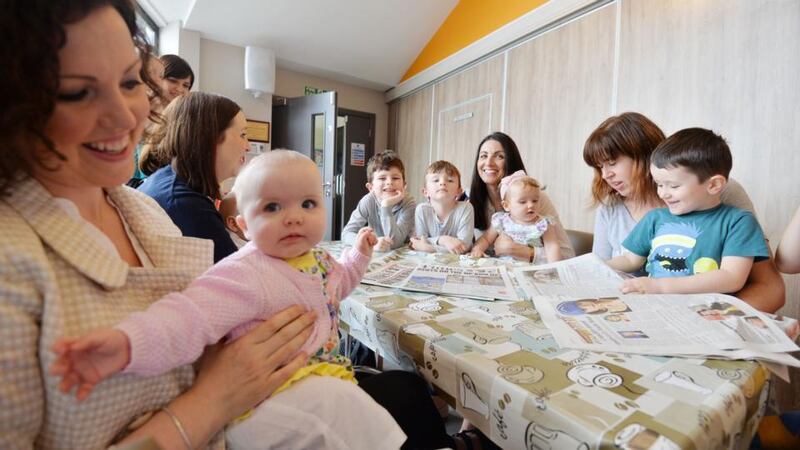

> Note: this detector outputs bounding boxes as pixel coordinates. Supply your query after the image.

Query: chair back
[566,229,594,256]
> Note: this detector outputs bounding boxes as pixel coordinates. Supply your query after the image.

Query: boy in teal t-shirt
[607,128,769,294]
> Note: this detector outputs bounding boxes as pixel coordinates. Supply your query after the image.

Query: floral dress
[491,212,553,263]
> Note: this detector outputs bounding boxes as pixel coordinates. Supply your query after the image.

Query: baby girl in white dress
[471,170,564,264]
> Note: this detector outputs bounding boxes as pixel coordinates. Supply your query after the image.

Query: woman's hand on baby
[50,328,132,401]
[191,306,315,421]
[494,234,530,261]
[354,227,378,256]
[469,245,486,258]
[437,236,468,254]
[374,236,393,252]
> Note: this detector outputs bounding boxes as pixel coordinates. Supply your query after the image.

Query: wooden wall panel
[504,4,616,233]
[393,86,434,198]
[433,55,505,191]
[387,100,399,151]
[617,0,800,410]
[617,0,800,239]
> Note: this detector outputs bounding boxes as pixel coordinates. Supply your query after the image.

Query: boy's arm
[606,252,646,273]
[413,204,435,244]
[623,256,753,294]
[116,259,266,376]
[342,195,371,244]
[434,204,475,254]
[611,209,656,272]
[776,206,800,274]
[380,195,416,249]
[455,203,475,250]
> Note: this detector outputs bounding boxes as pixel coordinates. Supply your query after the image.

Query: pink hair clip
[499,170,529,199]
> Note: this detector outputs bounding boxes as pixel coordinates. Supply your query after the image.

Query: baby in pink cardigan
[51,150,377,402]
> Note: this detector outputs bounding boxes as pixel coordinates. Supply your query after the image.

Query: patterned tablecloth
[327,243,770,450]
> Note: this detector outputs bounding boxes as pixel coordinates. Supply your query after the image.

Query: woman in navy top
[139,92,249,262]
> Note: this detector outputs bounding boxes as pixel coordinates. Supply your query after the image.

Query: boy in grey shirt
[411,161,474,254]
[342,151,416,251]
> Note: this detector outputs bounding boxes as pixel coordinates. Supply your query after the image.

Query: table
[328,243,770,450]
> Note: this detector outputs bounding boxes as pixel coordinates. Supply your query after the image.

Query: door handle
[323,181,332,198]
[335,174,344,197]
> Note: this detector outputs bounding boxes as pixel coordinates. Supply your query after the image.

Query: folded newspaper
[361,254,518,301]
[513,254,800,379]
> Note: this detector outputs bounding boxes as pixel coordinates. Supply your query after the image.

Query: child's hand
[410,237,435,253]
[469,246,486,258]
[620,277,661,294]
[354,227,378,256]
[374,236,393,252]
[493,234,519,255]
[50,328,132,401]
[437,236,468,254]
[380,189,405,208]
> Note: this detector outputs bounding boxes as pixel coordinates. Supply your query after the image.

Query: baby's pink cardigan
[116,242,370,376]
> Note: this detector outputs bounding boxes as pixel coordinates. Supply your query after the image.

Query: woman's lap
[226,375,406,450]
[359,370,455,450]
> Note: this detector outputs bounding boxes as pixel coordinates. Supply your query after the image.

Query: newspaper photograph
[362,260,518,300]
[513,253,624,298]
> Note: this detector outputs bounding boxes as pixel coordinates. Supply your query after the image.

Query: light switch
[249,142,266,153]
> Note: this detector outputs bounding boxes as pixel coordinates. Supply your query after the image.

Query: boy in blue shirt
[607,128,769,294]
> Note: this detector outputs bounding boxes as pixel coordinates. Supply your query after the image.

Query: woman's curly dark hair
[0,0,161,197]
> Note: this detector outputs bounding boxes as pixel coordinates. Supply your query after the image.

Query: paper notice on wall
[351,143,365,166]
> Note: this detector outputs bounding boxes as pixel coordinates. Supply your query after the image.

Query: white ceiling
[141,0,458,91]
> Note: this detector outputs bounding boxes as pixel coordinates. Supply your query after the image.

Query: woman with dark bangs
[159,54,195,103]
[583,112,784,312]
[468,131,575,261]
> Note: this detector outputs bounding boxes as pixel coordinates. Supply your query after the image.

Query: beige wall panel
[393,87,434,199]
[617,0,800,408]
[387,101,399,151]
[436,97,493,190]
[433,55,505,191]
[504,4,616,233]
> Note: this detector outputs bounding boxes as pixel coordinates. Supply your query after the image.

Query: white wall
[168,36,388,153]
[275,68,389,152]
[199,39,272,126]
[159,21,201,89]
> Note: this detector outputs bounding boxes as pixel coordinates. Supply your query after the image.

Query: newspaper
[513,254,800,374]
[514,253,624,297]
[362,258,517,301]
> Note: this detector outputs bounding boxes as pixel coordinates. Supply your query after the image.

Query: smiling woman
[0,2,327,448]
[159,54,195,103]
[467,131,575,261]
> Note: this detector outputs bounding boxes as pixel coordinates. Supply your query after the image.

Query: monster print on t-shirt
[621,205,769,279]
